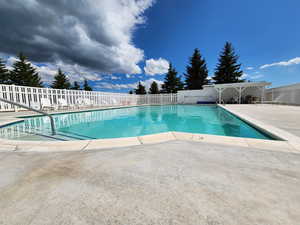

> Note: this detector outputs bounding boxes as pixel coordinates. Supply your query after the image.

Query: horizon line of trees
[131,41,245,95]
[0,53,93,91]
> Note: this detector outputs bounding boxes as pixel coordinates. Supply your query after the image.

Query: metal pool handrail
[0,97,56,135]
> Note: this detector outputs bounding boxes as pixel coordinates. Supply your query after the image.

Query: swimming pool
[0,105,276,141]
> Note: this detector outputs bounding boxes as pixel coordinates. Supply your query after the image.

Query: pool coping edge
[0,131,299,153]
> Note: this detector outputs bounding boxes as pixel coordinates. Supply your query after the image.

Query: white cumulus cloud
[241,73,249,79]
[241,72,264,80]
[260,57,300,69]
[144,58,169,75]
[96,82,137,90]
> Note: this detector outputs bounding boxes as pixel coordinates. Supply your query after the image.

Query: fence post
[24,87,28,107]
[11,85,18,112]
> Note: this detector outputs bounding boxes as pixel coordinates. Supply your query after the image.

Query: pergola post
[239,87,247,104]
[213,82,271,105]
[239,87,242,104]
[234,87,246,104]
[271,89,274,102]
[217,88,224,104]
[261,87,265,103]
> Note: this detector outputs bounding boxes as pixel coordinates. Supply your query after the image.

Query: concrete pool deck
[1,104,300,224]
[1,140,300,225]
[224,104,300,137]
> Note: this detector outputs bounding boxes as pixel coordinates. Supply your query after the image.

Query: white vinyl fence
[0,84,178,112]
[138,94,177,105]
[265,83,300,105]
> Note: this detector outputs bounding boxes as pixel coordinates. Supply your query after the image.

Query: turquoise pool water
[0,105,275,141]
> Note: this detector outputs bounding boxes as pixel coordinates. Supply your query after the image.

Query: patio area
[1,140,300,225]
[1,104,300,224]
[225,104,300,137]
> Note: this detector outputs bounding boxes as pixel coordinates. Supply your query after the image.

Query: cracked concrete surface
[1,140,300,225]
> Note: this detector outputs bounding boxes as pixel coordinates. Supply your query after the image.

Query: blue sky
[132,0,300,89]
[1,0,300,92]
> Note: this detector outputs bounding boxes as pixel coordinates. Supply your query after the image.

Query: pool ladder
[0,97,56,135]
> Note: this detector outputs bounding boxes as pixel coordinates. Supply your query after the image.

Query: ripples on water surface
[0,105,275,141]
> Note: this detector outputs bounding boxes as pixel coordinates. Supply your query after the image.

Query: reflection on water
[0,105,274,141]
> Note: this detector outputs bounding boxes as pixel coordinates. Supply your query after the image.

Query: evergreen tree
[135,82,146,95]
[9,53,43,87]
[71,81,81,90]
[83,79,92,91]
[51,69,71,89]
[129,90,133,94]
[162,64,184,93]
[0,58,10,84]
[184,49,208,90]
[149,81,160,94]
[213,42,244,84]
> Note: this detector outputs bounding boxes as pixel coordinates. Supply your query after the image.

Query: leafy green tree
[213,42,244,84]
[0,58,10,84]
[71,81,81,90]
[83,79,92,91]
[9,53,43,87]
[161,64,184,93]
[135,82,146,95]
[51,69,71,89]
[149,81,160,94]
[184,48,208,89]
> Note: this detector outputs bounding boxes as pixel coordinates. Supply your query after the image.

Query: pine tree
[135,82,146,95]
[0,58,10,84]
[9,53,43,87]
[51,69,71,89]
[83,79,92,91]
[162,64,184,93]
[149,81,160,94]
[184,48,208,90]
[71,81,81,90]
[213,42,244,84]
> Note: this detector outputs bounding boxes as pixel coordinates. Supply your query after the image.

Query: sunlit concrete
[224,104,300,137]
[1,140,300,225]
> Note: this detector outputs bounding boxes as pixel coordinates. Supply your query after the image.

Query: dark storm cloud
[0,0,154,74]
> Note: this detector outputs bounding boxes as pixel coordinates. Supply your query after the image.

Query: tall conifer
[149,81,160,94]
[83,79,92,91]
[51,69,71,89]
[162,64,184,93]
[9,53,43,87]
[213,42,243,84]
[135,82,146,95]
[185,49,208,89]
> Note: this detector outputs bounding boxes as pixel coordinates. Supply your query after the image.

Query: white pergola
[211,82,271,104]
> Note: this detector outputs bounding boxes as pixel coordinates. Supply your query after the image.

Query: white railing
[138,94,177,105]
[0,84,178,112]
